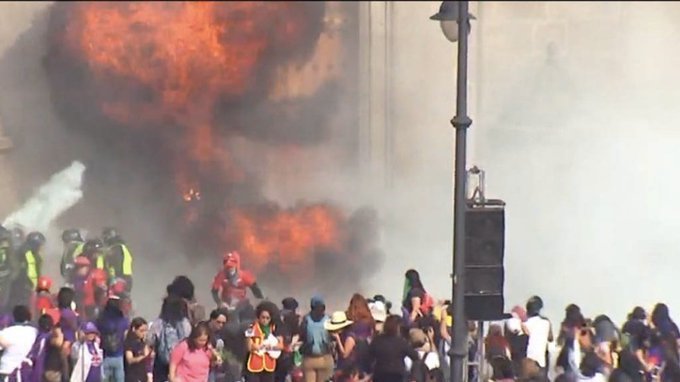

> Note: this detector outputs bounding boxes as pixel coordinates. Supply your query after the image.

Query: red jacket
[32,291,55,316]
[212,269,256,303]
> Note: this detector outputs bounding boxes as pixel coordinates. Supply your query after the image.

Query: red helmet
[222,251,240,268]
[37,276,52,291]
[74,256,91,267]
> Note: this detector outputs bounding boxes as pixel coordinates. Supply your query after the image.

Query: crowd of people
[1,226,680,382]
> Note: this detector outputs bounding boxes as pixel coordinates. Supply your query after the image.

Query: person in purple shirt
[72,322,104,382]
[96,298,129,382]
[28,314,64,382]
[58,288,79,343]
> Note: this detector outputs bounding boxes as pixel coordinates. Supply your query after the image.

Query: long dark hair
[403,269,425,307]
[57,287,75,310]
[651,303,673,328]
[38,314,54,333]
[383,315,402,337]
[125,317,148,342]
[187,321,211,352]
[160,295,188,325]
[99,298,124,320]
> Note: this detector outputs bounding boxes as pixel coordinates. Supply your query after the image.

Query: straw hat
[324,311,353,331]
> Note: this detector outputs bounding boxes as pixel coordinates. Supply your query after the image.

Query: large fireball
[46,1,378,284]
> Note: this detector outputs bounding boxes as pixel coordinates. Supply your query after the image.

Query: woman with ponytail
[401,270,433,326]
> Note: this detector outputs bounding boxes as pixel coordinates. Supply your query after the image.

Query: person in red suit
[73,256,109,320]
[32,276,55,317]
[211,251,264,323]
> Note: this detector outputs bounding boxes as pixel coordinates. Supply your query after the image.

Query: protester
[324,311,356,373]
[523,296,553,376]
[149,295,192,382]
[368,315,419,382]
[41,311,66,382]
[0,306,37,381]
[300,296,332,382]
[276,298,301,382]
[166,276,205,326]
[169,322,221,382]
[123,317,151,382]
[207,309,228,382]
[244,302,283,382]
[97,297,130,382]
[485,324,511,361]
[344,294,374,374]
[401,270,433,326]
[27,313,63,382]
[71,322,104,382]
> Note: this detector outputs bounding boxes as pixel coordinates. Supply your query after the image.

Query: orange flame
[58,2,351,274]
[62,2,322,191]
[224,204,343,273]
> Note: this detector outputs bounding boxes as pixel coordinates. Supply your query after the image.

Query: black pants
[245,371,275,382]
[373,372,404,382]
[274,353,294,382]
[153,360,170,382]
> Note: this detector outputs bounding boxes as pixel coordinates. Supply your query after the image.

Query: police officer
[81,238,106,273]
[60,228,84,286]
[0,226,15,311]
[9,226,24,254]
[8,231,45,306]
[102,227,133,292]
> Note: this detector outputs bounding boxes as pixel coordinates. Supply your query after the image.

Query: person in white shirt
[522,296,553,375]
[0,305,38,381]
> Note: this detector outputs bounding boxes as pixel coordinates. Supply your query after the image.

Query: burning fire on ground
[46,1,380,282]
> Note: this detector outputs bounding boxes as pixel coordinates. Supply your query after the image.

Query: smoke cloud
[0,2,379,316]
[3,160,84,232]
[374,2,680,324]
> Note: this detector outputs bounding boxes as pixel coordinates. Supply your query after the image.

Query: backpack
[100,320,122,355]
[157,320,184,365]
[302,315,330,356]
[421,293,434,314]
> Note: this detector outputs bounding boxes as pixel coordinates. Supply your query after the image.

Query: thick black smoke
[40,1,382,297]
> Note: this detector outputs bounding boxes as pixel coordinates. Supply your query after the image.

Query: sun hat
[369,301,387,323]
[324,311,353,331]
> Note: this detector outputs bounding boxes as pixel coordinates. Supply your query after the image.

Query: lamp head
[430,1,476,43]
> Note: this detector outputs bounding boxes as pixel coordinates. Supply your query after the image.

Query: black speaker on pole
[464,203,505,321]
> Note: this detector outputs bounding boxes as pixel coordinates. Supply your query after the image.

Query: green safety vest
[107,244,133,277]
[25,250,38,288]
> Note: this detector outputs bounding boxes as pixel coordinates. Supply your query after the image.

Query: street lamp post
[430,2,475,382]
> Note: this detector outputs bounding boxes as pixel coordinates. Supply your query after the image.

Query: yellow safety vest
[25,250,38,288]
[95,252,106,270]
[72,242,84,258]
[107,244,133,277]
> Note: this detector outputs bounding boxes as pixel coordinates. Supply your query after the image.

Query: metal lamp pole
[430,2,474,382]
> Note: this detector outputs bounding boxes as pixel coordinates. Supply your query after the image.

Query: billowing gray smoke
[0,2,379,315]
